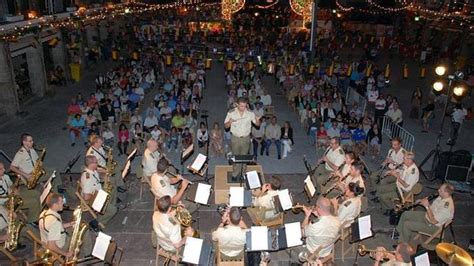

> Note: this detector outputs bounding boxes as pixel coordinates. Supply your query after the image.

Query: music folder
[187,153,208,176]
[229,187,252,207]
[181,143,194,163]
[351,215,373,242]
[273,189,293,213]
[182,237,212,265]
[304,175,316,198]
[245,226,271,251]
[92,189,109,213]
[245,170,262,190]
[92,232,112,261]
[186,182,212,205]
[121,148,137,179]
[412,250,430,266]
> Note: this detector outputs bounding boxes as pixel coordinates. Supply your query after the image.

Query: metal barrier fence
[381,116,415,151]
[345,86,367,115]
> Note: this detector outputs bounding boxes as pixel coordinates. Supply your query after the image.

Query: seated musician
[376,152,419,215]
[369,137,406,189]
[314,137,345,190]
[0,162,13,206]
[396,183,454,244]
[372,242,415,266]
[293,197,340,262]
[247,176,281,224]
[212,207,248,260]
[80,155,117,225]
[330,182,364,227]
[142,139,161,179]
[0,205,9,243]
[152,195,193,254]
[323,152,359,198]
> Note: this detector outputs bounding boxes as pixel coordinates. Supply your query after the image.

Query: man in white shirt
[385,102,403,127]
[247,176,281,224]
[142,139,161,179]
[264,116,282,159]
[0,162,13,206]
[447,104,467,145]
[212,207,248,260]
[144,111,159,132]
[261,91,272,106]
[369,137,406,188]
[315,137,345,190]
[327,121,341,139]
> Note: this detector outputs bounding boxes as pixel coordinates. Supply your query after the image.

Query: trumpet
[291,203,313,214]
[358,244,394,259]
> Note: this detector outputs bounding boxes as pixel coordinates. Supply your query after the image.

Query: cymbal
[435,243,473,266]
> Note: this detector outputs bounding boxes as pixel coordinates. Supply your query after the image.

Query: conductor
[224,97,261,181]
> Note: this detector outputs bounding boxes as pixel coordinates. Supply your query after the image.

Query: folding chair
[414,220,453,250]
[75,181,105,229]
[304,239,337,266]
[155,233,181,266]
[397,183,423,207]
[339,221,356,262]
[214,240,245,266]
[25,230,65,265]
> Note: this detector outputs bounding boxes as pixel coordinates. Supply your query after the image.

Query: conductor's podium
[214,165,265,204]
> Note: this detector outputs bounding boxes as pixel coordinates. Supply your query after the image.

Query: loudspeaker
[436,150,472,180]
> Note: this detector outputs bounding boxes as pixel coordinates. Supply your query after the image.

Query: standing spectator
[264,116,281,159]
[210,122,224,157]
[69,114,88,146]
[421,100,435,133]
[386,102,403,127]
[447,104,467,145]
[409,87,423,119]
[367,123,382,159]
[374,94,387,127]
[167,127,180,151]
[118,123,129,156]
[280,121,294,159]
[102,126,115,148]
[197,122,209,150]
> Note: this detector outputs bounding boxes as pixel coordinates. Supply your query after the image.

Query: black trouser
[252,138,265,157]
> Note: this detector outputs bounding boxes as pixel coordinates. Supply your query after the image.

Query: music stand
[181,144,194,174]
[351,215,374,266]
[272,189,293,213]
[228,154,256,187]
[187,153,210,183]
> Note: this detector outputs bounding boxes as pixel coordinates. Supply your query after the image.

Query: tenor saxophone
[4,194,24,251]
[66,206,88,264]
[27,148,46,189]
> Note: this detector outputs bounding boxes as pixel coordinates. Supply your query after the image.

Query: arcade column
[0,42,20,115]
[26,38,48,97]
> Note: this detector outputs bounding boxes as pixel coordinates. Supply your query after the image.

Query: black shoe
[278,155,281,160]
[117,187,128,193]
[89,220,100,232]
[71,143,75,147]
[383,210,391,216]
[16,243,26,250]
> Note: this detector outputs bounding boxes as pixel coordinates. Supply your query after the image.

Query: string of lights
[255,0,280,9]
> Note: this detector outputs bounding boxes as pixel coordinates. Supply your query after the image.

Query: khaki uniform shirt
[340,164,351,177]
[87,146,107,168]
[381,261,412,266]
[212,225,247,257]
[0,206,8,231]
[305,215,340,256]
[397,164,419,193]
[387,148,406,169]
[11,147,38,175]
[325,146,345,172]
[429,196,454,227]
[0,175,13,205]
[142,149,160,177]
[224,108,257,137]
[338,197,361,227]
[39,209,66,249]
[151,173,177,198]
[153,211,181,252]
[344,174,365,189]
[81,168,102,195]
[253,190,279,219]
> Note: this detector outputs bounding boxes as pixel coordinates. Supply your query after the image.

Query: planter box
[5,15,24,22]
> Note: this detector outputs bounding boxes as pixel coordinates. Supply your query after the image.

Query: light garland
[221,0,246,20]
[290,0,313,24]
[255,0,280,9]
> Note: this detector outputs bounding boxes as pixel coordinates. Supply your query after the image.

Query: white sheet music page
[92,232,112,261]
[182,237,203,264]
[127,148,137,161]
[304,175,316,197]
[358,215,373,240]
[195,183,211,205]
[229,187,244,207]
[40,181,52,205]
[414,252,430,266]
[92,189,109,213]
[285,222,303,247]
[251,226,268,251]
[278,189,293,211]
[121,160,131,179]
[191,153,207,171]
[246,170,261,189]
[182,144,194,160]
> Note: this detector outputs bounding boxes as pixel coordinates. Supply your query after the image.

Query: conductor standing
[225,97,261,181]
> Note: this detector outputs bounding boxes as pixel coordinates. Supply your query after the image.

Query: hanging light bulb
[433,82,444,92]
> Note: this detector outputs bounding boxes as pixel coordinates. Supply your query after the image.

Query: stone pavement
[0,51,473,265]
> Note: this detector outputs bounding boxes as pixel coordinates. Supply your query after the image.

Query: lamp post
[309,0,317,63]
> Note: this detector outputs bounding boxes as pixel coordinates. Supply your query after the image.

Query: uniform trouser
[377,183,398,210]
[396,211,438,243]
[97,203,117,226]
[368,169,395,189]
[313,164,331,192]
[375,175,397,195]
[63,228,95,259]
[18,186,42,223]
[231,135,250,178]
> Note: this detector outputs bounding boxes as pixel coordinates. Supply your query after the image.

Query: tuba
[4,194,24,251]
[174,205,199,238]
[28,148,46,189]
[66,206,88,264]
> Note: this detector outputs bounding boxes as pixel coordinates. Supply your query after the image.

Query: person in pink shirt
[118,123,130,156]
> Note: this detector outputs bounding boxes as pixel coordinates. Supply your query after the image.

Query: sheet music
[278,189,293,211]
[191,153,207,171]
[182,237,203,264]
[285,222,303,247]
[121,160,131,179]
[304,175,316,197]
[92,189,109,213]
[229,187,244,207]
[195,183,211,205]
[246,170,261,189]
[43,170,56,189]
[40,181,52,205]
[251,226,269,251]
[182,144,194,160]
[414,252,430,266]
[127,148,137,161]
[92,232,112,261]
[358,215,373,240]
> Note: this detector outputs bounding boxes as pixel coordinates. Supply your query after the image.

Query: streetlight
[435,66,447,76]
[433,81,444,92]
[453,86,466,97]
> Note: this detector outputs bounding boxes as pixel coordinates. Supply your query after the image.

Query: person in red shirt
[118,123,130,156]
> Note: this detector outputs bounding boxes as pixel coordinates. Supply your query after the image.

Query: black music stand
[228,155,256,187]
[180,144,194,174]
[188,153,211,184]
[351,215,374,266]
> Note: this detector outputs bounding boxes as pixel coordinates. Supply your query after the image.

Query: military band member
[396,183,455,244]
[9,133,42,223]
[80,155,117,225]
[142,139,161,179]
[325,161,365,199]
[322,152,358,198]
[314,137,345,190]
[294,197,340,261]
[212,207,248,260]
[330,182,364,227]
[377,152,419,214]
[247,176,281,224]
[369,137,406,189]
[373,242,415,266]
[0,162,13,206]
[151,157,190,204]
[0,205,9,243]
[152,195,193,253]
[224,97,261,181]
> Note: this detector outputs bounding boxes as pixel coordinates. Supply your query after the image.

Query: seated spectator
[160,102,173,120]
[210,122,224,157]
[144,110,159,132]
[131,122,145,153]
[167,127,180,152]
[347,112,359,130]
[280,121,294,159]
[102,126,114,147]
[306,111,321,145]
[130,109,143,127]
[316,125,328,149]
[69,114,88,147]
[118,123,129,156]
[150,125,162,142]
[197,122,209,150]
[340,123,353,150]
[171,111,186,130]
[327,120,341,139]
[85,112,97,129]
[88,122,100,139]
[352,123,367,155]
[367,122,382,159]
[182,127,193,150]
[261,90,272,106]
[67,97,81,117]
[252,117,266,158]
[159,114,171,132]
[264,116,281,159]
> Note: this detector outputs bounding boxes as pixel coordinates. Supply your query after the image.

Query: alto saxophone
[4,194,24,251]
[66,206,88,264]
[28,148,46,189]
[105,146,117,177]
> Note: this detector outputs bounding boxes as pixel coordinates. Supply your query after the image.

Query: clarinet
[322,163,346,187]
[394,193,438,215]
[376,150,394,184]
[377,162,403,184]
[303,155,315,176]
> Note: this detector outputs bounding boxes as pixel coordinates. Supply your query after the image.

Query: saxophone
[4,194,24,251]
[104,146,116,196]
[66,206,88,264]
[27,148,46,189]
